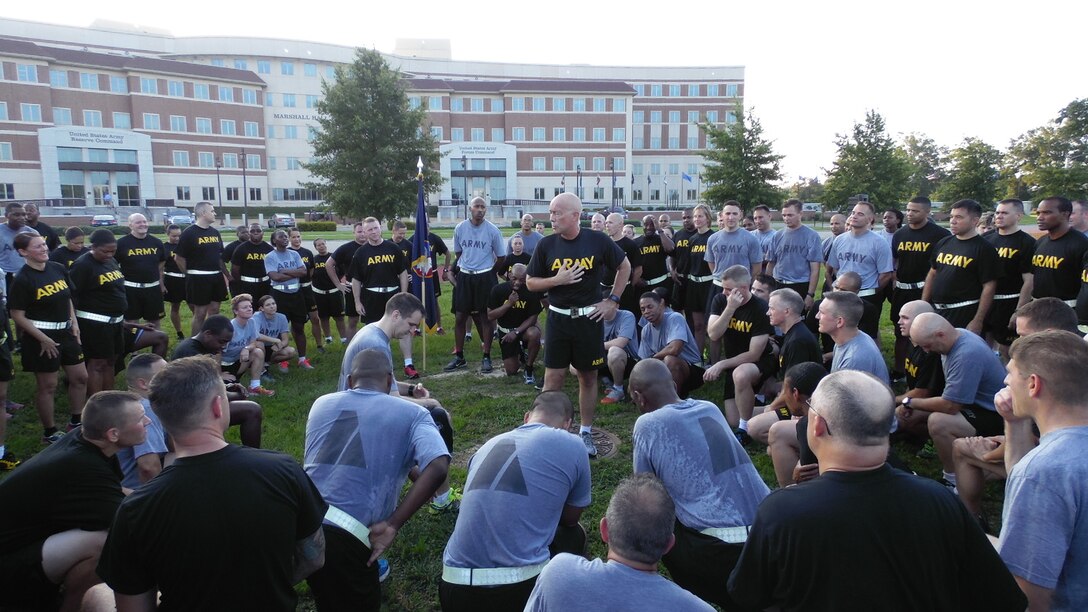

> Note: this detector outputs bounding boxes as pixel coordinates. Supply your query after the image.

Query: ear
[661,533,676,556]
[1027,373,1043,399]
[107,427,121,444]
[599,517,609,545]
[523,411,532,424]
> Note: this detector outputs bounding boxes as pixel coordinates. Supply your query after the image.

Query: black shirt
[893,221,950,283]
[984,230,1037,296]
[28,220,60,251]
[10,261,74,322]
[222,239,242,264]
[604,236,642,286]
[163,242,182,274]
[49,245,89,269]
[488,281,544,329]
[1077,252,1088,324]
[391,239,411,260]
[777,322,822,381]
[526,228,626,308]
[1032,230,1088,300]
[685,230,713,277]
[671,228,694,276]
[906,344,945,395]
[70,252,127,315]
[928,235,1001,303]
[231,241,273,279]
[637,234,672,281]
[311,252,336,291]
[171,337,214,359]
[290,246,315,282]
[348,240,408,288]
[708,293,774,363]
[500,252,533,279]
[115,234,165,283]
[176,225,225,272]
[331,241,363,284]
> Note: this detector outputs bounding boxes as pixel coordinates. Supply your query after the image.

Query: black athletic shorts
[124,286,166,321]
[889,287,923,339]
[452,271,496,315]
[163,273,186,304]
[221,360,242,377]
[77,319,125,360]
[935,303,979,331]
[686,279,713,314]
[962,406,1004,437]
[661,520,744,610]
[543,309,605,371]
[300,285,318,312]
[440,577,537,612]
[234,280,271,303]
[185,272,228,306]
[361,289,396,325]
[0,339,13,382]
[271,290,308,325]
[671,277,687,311]
[495,327,538,361]
[984,297,1019,346]
[307,525,381,612]
[679,363,706,399]
[314,288,345,318]
[343,289,359,318]
[21,328,83,372]
[0,539,61,609]
[779,281,810,302]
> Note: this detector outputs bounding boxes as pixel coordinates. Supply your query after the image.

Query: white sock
[340,337,348,344]
[580,425,592,435]
[0,445,5,457]
[433,490,450,506]
[739,419,749,431]
[249,380,260,389]
[298,356,307,362]
[404,359,413,367]
[612,384,623,392]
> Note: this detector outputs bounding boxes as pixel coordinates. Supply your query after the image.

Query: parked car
[163,208,194,225]
[90,214,117,227]
[268,213,295,229]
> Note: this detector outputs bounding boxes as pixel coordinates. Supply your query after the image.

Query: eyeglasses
[808,402,832,436]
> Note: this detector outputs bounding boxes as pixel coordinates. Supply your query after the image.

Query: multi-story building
[0,17,743,212]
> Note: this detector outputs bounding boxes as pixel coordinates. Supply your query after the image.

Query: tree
[900,132,946,199]
[1001,99,1088,201]
[935,138,1002,207]
[786,176,825,203]
[700,108,785,211]
[822,111,912,211]
[305,49,442,221]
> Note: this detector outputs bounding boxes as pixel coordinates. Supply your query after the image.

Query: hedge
[296,221,336,232]
[509,220,553,228]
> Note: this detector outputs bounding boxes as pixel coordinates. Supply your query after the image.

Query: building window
[533,127,545,141]
[430,126,443,140]
[226,187,239,201]
[491,98,503,112]
[726,83,739,97]
[534,188,546,199]
[594,98,606,112]
[80,73,98,90]
[304,63,317,77]
[450,98,463,112]
[306,95,319,109]
[593,157,605,171]
[532,97,545,111]
[141,113,160,130]
[633,111,644,123]
[688,111,699,122]
[195,117,212,134]
[551,97,565,112]
[408,96,420,110]
[20,104,42,122]
[83,110,103,127]
[451,128,464,142]
[669,111,681,123]
[220,120,237,136]
[202,187,216,201]
[267,125,277,139]
[198,152,214,168]
[553,157,566,172]
[172,151,190,167]
[490,127,504,142]
[218,86,234,102]
[222,153,239,168]
[688,84,699,96]
[284,125,299,140]
[194,84,210,99]
[668,137,680,149]
[702,111,716,123]
[688,136,699,149]
[726,111,737,124]
[688,163,699,174]
[573,98,586,112]
[633,137,644,149]
[49,69,68,87]
[634,84,645,96]
[593,128,605,142]
[0,143,11,160]
[573,128,586,142]
[670,84,681,97]
[281,62,294,75]
[0,184,14,199]
[233,59,248,70]
[250,187,262,201]
[169,115,187,132]
[286,157,301,170]
[257,61,270,74]
[16,64,38,82]
[651,189,661,201]
[244,121,259,137]
[110,76,128,93]
[424,95,440,110]
[613,157,626,171]
[140,77,158,94]
[58,147,81,162]
[633,189,643,201]
[651,164,661,175]
[246,154,261,170]
[268,157,276,170]
[511,127,525,141]
[54,108,72,126]
[243,89,257,104]
[612,128,625,141]
[572,158,586,173]
[651,84,662,96]
[471,128,484,142]
[650,111,662,123]
[553,127,566,141]
[532,157,545,171]
[283,93,296,108]
[614,99,626,112]
[633,164,644,175]
[168,80,184,97]
[114,150,137,164]
[510,97,525,111]
[668,163,680,174]
[470,98,484,112]
[707,84,719,96]
[177,186,191,200]
[86,149,108,163]
[210,59,225,67]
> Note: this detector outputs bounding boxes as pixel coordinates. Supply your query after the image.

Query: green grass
[0,277,1007,611]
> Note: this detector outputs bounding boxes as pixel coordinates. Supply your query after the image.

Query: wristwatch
[901,397,912,408]
[608,294,621,304]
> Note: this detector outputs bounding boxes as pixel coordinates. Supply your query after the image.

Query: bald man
[447,197,506,374]
[893,300,945,408]
[590,213,606,233]
[728,370,1025,611]
[116,213,167,328]
[508,213,544,255]
[901,312,1007,489]
[604,212,643,319]
[635,215,675,301]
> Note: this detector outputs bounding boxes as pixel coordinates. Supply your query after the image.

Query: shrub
[296,221,337,232]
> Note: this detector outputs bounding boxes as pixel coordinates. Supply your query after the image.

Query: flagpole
[417,157,427,371]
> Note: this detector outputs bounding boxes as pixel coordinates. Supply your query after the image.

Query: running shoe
[481,356,493,373]
[523,367,535,385]
[42,430,65,445]
[429,486,462,515]
[443,356,467,372]
[735,429,752,447]
[298,358,315,370]
[404,364,421,379]
[277,361,290,374]
[0,450,20,471]
[249,386,276,397]
[377,558,391,583]
[600,387,625,405]
[581,431,598,457]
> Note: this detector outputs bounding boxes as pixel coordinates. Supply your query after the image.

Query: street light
[461,154,468,220]
[576,165,582,200]
[240,149,249,226]
[610,161,616,212]
[214,156,223,208]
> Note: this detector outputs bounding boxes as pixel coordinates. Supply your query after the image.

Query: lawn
[0,267,1007,611]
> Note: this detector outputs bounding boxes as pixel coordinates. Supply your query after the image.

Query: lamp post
[214,156,223,208]
[461,154,468,220]
[239,149,249,226]
[610,161,616,212]
[576,165,582,201]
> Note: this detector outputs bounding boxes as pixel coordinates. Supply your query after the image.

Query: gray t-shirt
[116,398,168,489]
[264,248,304,292]
[638,309,701,364]
[526,554,713,611]
[767,225,823,284]
[338,323,394,392]
[999,426,1088,611]
[704,229,762,280]
[507,230,544,255]
[752,228,777,262]
[0,224,38,273]
[453,219,505,271]
[603,309,639,360]
[941,330,1005,411]
[827,231,894,290]
[442,423,591,569]
[634,398,769,530]
[304,389,449,528]
[831,332,889,384]
[223,317,259,364]
[257,312,290,341]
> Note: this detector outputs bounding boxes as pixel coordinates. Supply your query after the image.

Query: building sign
[272,113,315,120]
[60,129,136,146]
[456,144,500,156]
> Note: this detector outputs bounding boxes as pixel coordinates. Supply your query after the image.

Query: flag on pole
[682,172,693,183]
[647,176,652,185]
[596,174,601,186]
[411,166,439,333]
[631,174,635,185]
[561,175,566,191]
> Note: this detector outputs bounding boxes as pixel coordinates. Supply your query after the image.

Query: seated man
[171,314,265,448]
[767,362,828,487]
[637,288,703,398]
[704,265,775,438]
[817,291,889,382]
[97,356,327,611]
[728,370,1026,611]
[805,271,880,367]
[894,300,945,411]
[901,313,1006,490]
[525,473,712,611]
[0,391,148,611]
[631,359,769,609]
[307,349,449,611]
[440,391,591,611]
[599,302,639,404]
[486,263,543,385]
[115,353,170,489]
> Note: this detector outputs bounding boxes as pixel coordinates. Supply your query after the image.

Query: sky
[5,0,1085,184]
